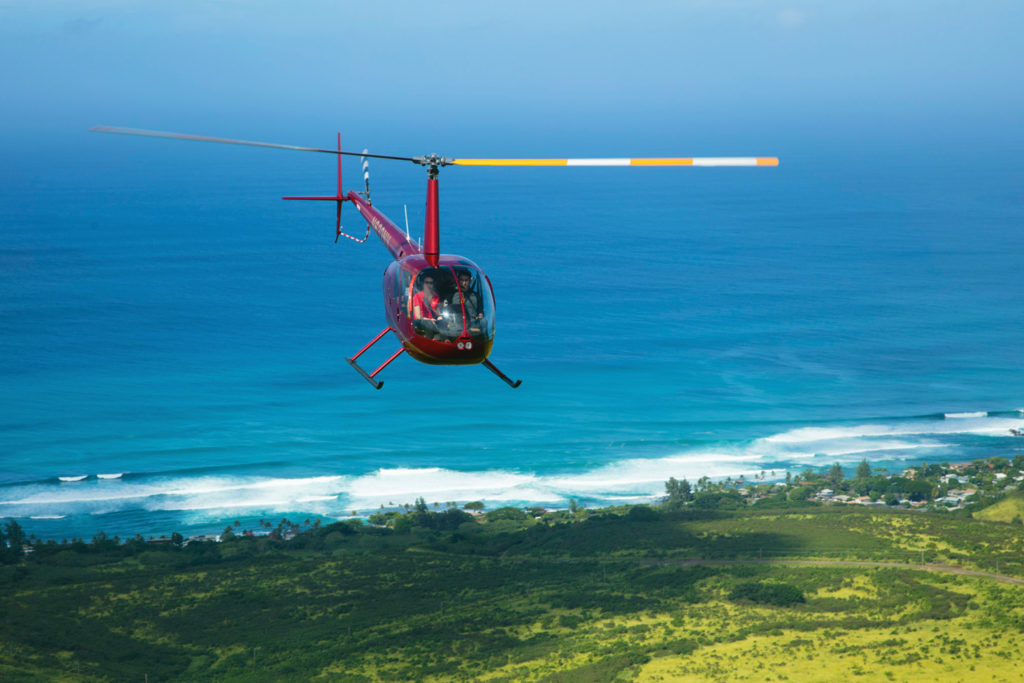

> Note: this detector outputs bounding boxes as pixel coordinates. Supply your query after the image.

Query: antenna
[404,204,410,239]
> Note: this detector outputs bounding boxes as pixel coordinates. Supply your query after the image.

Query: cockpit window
[411,267,494,342]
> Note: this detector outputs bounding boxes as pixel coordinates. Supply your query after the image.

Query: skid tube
[347,328,404,389]
[482,359,522,388]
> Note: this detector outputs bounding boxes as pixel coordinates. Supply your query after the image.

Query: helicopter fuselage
[348,189,497,366]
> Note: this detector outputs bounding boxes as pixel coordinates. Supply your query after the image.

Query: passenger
[412,276,441,321]
[412,275,443,338]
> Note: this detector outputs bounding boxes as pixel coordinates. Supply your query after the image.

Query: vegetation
[2,457,1024,680]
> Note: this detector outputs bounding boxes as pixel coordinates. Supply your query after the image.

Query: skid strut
[347,328,404,389]
[482,359,522,388]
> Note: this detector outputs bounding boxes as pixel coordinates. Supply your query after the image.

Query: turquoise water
[2,137,1023,540]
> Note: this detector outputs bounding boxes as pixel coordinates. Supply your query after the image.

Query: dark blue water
[2,135,1023,540]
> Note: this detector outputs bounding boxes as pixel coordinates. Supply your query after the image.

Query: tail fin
[283,133,368,243]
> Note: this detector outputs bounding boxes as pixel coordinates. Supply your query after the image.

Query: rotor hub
[413,153,453,178]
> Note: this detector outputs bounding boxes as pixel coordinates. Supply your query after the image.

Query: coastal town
[663,455,1024,517]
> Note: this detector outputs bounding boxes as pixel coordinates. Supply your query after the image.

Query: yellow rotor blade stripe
[452,159,569,166]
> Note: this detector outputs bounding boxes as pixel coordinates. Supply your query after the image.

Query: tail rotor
[281,132,369,244]
[361,150,372,204]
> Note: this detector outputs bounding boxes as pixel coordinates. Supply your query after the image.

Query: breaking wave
[3,411,1022,528]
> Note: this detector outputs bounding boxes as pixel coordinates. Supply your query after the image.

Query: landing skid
[347,328,404,390]
[482,359,522,388]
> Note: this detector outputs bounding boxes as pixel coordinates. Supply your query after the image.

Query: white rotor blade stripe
[567,158,631,166]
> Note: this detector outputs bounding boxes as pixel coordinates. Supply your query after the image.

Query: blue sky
[1,1,1023,158]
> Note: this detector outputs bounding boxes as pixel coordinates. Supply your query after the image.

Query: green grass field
[2,505,1023,681]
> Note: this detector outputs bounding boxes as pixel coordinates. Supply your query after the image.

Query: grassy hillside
[2,506,1024,681]
[974,493,1024,524]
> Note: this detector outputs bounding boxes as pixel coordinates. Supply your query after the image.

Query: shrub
[728,581,805,607]
[486,507,528,522]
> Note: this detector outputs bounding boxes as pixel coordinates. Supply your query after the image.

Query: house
[186,534,222,545]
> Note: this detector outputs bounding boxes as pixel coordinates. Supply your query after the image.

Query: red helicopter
[92,126,778,389]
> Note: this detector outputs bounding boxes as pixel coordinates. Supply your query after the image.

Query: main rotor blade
[90,126,417,163]
[451,157,779,167]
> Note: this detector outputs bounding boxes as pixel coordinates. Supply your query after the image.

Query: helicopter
[91,126,778,389]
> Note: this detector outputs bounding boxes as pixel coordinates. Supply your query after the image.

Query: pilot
[451,271,485,332]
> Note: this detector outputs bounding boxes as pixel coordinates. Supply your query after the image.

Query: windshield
[410,266,494,342]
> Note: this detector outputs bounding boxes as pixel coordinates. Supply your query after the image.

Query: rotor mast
[412,154,452,268]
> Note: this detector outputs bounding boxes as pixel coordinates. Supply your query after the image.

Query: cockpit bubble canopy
[407,265,495,343]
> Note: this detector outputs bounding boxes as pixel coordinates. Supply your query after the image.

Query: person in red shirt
[412,275,443,338]
[412,275,441,321]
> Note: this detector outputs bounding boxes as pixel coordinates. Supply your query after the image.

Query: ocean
[2,133,1023,541]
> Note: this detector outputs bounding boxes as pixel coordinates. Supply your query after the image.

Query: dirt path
[640,557,1024,584]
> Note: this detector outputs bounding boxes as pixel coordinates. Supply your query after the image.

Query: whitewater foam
[764,415,1022,444]
[6,411,1023,527]
[0,474,348,517]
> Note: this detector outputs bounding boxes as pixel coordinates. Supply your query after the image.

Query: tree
[856,459,872,479]
[664,477,692,507]
[569,498,579,515]
[693,490,745,510]
[2,519,26,563]
[788,486,810,502]
[463,501,485,511]
[414,497,429,513]
[827,463,844,488]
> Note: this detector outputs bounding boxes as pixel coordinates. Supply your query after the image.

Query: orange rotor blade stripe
[629,158,694,166]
